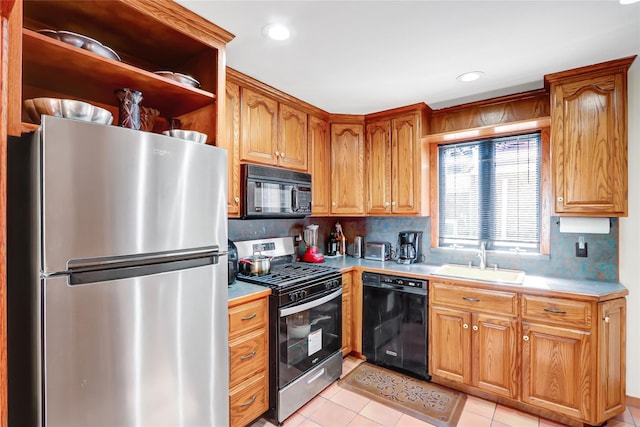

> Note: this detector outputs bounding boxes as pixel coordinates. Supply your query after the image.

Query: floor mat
[338,363,466,427]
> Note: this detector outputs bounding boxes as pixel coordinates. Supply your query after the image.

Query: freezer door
[40,116,227,274]
[43,260,228,427]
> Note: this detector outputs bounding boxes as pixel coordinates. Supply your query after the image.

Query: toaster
[364,241,392,261]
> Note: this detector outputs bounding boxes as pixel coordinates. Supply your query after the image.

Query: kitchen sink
[433,264,526,285]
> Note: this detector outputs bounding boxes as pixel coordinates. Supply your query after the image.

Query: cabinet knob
[472,325,478,331]
[332,202,337,206]
[384,202,389,207]
[280,152,285,158]
[275,150,280,157]
[604,316,611,323]
[391,201,396,206]
[523,335,529,341]
[557,196,564,202]
[463,323,469,329]
[234,197,240,203]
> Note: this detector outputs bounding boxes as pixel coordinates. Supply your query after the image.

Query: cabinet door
[240,87,278,165]
[522,322,592,420]
[279,103,308,171]
[429,306,471,384]
[597,298,626,422]
[308,116,331,215]
[472,313,518,398]
[365,120,391,214]
[223,82,241,216]
[551,72,627,216]
[341,272,352,356]
[330,123,365,215]
[391,114,420,215]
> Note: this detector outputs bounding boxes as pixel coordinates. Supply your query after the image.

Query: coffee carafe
[397,231,422,264]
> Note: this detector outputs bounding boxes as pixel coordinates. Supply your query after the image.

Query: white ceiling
[177,0,640,114]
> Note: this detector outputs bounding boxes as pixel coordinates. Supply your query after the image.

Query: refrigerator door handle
[67,246,221,272]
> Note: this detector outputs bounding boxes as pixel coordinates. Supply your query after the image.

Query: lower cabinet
[228,296,269,427]
[429,279,627,426]
[430,282,518,399]
[341,272,352,356]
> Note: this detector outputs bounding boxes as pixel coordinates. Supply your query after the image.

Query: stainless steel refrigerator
[8,116,229,427]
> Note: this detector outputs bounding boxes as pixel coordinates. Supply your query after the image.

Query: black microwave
[241,164,312,219]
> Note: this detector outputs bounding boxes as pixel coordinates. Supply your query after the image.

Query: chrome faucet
[477,241,487,270]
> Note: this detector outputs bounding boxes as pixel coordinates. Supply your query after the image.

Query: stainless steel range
[235,237,343,425]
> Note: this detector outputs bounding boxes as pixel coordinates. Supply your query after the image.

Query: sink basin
[433,264,525,284]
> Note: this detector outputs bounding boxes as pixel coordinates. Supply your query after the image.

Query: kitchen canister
[114,88,143,130]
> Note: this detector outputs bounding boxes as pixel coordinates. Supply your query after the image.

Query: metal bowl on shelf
[23,98,113,125]
[38,30,121,61]
[162,129,208,144]
[154,71,201,88]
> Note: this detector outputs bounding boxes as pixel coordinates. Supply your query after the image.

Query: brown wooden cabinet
[17,0,232,141]
[238,86,308,171]
[228,295,270,427]
[545,56,635,217]
[429,277,627,427]
[330,120,365,215]
[365,105,430,215]
[240,87,279,166]
[308,115,331,215]
[430,281,518,398]
[278,103,308,171]
[223,81,242,217]
[341,272,352,356]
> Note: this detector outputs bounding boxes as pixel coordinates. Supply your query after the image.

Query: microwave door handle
[291,187,299,212]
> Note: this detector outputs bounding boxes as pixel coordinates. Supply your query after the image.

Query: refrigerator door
[43,260,229,427]
[39,116,227,274]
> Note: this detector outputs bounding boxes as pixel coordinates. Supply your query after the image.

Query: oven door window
[278,288,342,388]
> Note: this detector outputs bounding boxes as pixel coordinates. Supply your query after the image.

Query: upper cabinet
[365,105,430,215]
[545,56,636,217]
[240,87,279,165]
[15,0,233,141]
[330,119,365,215]
[229,68,312,172]
[308,115,331,216]
[223,81,241,217]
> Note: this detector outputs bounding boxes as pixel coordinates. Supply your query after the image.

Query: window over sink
[438,132,541,253]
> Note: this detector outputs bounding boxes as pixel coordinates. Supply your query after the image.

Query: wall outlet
[576,236,588,257]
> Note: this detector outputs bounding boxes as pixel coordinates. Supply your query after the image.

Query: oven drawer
[229,371,268,427]
[229,298,268,338]
[229,328,268,388]
[430,281,517,316]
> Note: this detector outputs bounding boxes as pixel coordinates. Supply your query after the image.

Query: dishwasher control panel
[362,272,427,291]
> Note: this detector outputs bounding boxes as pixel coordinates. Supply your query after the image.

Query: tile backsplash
[229,216,619,282]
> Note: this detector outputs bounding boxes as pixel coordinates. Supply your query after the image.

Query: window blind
[438,132,541,252]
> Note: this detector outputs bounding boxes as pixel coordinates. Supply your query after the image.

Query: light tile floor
[250,356,640,427]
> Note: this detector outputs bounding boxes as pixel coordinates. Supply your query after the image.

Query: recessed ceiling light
[457,71,484,82]
[620,0,640,4]
[263,24,290,41]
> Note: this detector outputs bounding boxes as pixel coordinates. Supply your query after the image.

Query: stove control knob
[300,290,307,299]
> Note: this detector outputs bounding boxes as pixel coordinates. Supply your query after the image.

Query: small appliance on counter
[302,224,325,263]
[364,241,392,261]
[351,236,364,258]
[397,231,423,264]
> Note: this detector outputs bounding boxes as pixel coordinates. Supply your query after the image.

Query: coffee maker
[397,231,422,264]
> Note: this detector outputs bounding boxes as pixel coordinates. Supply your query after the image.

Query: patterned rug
[338,363,466,427]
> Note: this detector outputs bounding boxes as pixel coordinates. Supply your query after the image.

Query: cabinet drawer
[229,298,268,338]
[430,282,517,316]
[229,328,268,388]
[522,295,591,328]
[230,371,268,427]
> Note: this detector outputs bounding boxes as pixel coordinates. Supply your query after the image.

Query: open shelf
[22,29,216,119]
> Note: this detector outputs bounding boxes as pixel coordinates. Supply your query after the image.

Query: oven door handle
[280,287,342,317]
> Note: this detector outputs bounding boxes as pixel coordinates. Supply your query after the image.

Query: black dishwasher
[362,271,429,380]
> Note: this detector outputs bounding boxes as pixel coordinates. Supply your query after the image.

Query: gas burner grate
[238,263,339,288]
